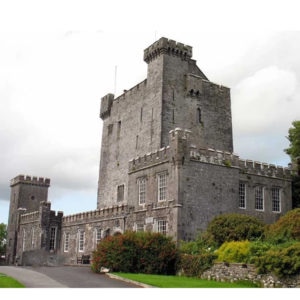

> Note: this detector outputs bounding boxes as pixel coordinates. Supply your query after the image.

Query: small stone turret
[144,37,192,63]
[100,93,114,120]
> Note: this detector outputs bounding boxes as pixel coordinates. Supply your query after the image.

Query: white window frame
[78,230,85,252]
[94,228,102,248]
[272,187,281,213]
[255,186,264,211]
[138,177,146,205]
[239,182,246,209]
[158,220,167,235]
[158,172,167,202]
[64,232,70,252]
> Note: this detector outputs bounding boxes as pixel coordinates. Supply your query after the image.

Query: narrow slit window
[197,108,202,123]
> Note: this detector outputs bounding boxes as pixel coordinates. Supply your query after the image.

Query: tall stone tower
[97,37,233,209]
[6,175,50,264]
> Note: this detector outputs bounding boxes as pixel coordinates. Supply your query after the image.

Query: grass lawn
[113,273,259,288]
[0,273,25,288]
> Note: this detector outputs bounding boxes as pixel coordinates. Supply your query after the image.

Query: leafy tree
[285,121,300,207]
[0,223,7,255]
[285,120,300,163]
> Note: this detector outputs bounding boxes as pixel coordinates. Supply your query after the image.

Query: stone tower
[6,175,50,264]
[97,37,233,209]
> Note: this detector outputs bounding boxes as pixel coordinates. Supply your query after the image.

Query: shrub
[206,213,265,246]
[177,252,217,277]
[179,232,216,255]
[254,242,300,277]
[265,208,300,243]
[216,240,250,263]
[91,231,178,275]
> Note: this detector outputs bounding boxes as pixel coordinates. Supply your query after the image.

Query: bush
[179,232,216,255]
[177,253,217,277]
[265,208,300,243]
[216,240,250,263]
[254,242,300,277]
[91,231,178,275]
[206,213,265,246]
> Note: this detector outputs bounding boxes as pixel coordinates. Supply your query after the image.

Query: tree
[285,120,300,166]
[285,121,300,207]
[0,223,7,255]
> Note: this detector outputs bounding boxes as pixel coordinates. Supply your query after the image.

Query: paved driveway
[0,265,142,288]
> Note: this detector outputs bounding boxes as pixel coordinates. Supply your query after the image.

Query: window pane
[239,183,246,208]
[272,187,281,212]
[138,178,146,205]
[255,186,264,210]
[158,173,167,201]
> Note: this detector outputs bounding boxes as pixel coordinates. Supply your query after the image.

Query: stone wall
[201,262,300,288]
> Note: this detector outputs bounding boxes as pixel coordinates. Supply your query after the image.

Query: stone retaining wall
[201,262,300,288]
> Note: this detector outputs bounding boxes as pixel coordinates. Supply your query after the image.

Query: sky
[1,0,300,225]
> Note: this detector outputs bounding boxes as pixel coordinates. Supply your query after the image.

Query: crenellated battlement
[20,211,40,223]
[63,204,130,224]
[144,37,192,63]
[10,175,50,187]
[190,146,292,179]
[129,146,170,173]
[100,93,114,120]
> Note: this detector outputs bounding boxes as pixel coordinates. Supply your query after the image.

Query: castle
[6,37,293,266]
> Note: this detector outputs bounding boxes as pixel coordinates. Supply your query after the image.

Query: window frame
[64,232,70,252]
[239,182,246,209]
[78,230,85,253]
[255,186,264,211]
[117,184,125,202]
[157,220,167,235]
[157,172,167,202]
[272,187,281,213]
[138,177,146,205]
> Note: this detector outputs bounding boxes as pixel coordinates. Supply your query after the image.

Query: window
[136,223,144,232]
[158,220,167,235]
[239,183,246,209]
[64,233,70,252]
[255,186,264,211]
[78,231,85,252]
[197,107,202,123]
[49,227,57,251]
[272,187,281,212]
[136,135,139,150]
[96,228,102,245]
[107,124,113,135]
[22,229,26,251]
[138,177,146,205]
[117,120,121,137]
[31,228,35,249]
[117,184,124,202]
[158,172,167,201]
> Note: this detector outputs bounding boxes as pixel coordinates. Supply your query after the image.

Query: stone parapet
[190,147,291,179]
[129,146,170,173]
[10,175,50,187]
[62,204,130,224]
[20,211,40,224]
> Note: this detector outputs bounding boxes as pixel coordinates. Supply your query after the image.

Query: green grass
[113,273,259,288]
[0,273,25,288]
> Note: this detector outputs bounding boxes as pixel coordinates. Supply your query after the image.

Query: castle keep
[6,37,292,265]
